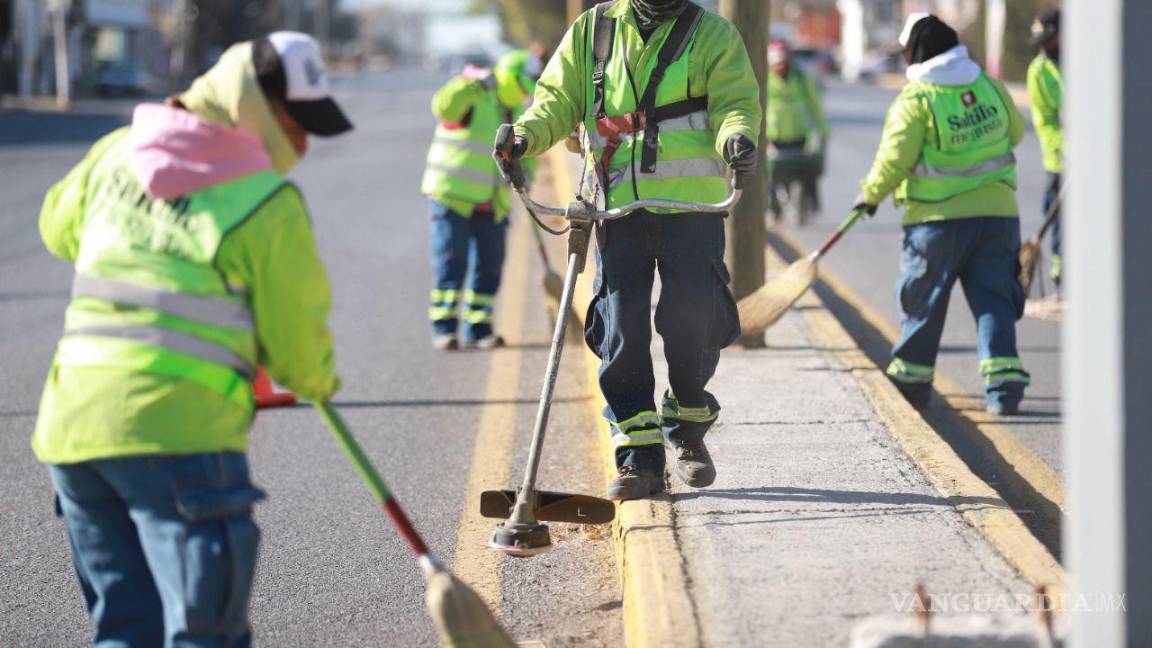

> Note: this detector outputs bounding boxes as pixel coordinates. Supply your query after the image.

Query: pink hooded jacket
[130,103,274,200]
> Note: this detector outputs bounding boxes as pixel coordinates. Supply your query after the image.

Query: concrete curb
[761,240,1067,607]
[769,228,1064,546]
[542,146,703,648]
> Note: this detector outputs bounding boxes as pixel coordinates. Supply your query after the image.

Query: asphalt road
[781,80,1063,475]
[1,70,621,647]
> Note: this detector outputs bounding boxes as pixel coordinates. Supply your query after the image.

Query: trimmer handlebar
[494,123,744,223]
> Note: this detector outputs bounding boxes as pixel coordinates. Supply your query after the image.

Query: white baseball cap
[899,12,931,48]
[253,31,353,136]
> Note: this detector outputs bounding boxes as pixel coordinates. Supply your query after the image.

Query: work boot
[432,334,458,351]
[465,334,505,350]
[670,440,716,488]
[606,465,665,501]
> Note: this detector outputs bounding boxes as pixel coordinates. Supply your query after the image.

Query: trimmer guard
[480,489,616,525]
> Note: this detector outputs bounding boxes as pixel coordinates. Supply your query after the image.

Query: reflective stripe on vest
[913,152,1016,179]
[425,162,500,185]
[433,135,492,155]
[587,109,710,150]
[63,325,256,379]
[607,157,726,189]
[72,273,254,331]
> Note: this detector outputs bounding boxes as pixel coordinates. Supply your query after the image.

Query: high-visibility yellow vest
[582,2,727,210]
[56,135,286,407]
[900,73,1016,204]
[420,83,512,212]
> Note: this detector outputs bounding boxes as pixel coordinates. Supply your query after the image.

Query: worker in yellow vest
[1027,8,1063,288]
[498,0,761,500]
[33,33,348,645]
[766,38,829,221]
[421,50,542,350]
[854,14,1030,415]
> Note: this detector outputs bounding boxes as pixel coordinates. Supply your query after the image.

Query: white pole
[1065,0,1152,644]
[983,0,1005,79]
[836,0,864,82]
[50,0,69,108]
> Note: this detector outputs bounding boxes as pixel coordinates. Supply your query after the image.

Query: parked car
[95,61,150,97]
[791,47,839,77]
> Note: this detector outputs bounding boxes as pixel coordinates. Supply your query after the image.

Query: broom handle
[1035,185,1066,242]
[811,208,865,260]
[315,401,432,559]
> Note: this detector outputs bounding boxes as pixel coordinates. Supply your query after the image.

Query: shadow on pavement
[331,396,590,409]
[673,485,1005,510]
[766,230,1064,560]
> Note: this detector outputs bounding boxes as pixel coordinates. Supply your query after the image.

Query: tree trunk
[718,0,769,347]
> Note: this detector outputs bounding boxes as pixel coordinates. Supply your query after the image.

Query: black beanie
[906,15,960,65]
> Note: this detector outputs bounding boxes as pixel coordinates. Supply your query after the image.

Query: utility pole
[719,0,768,347]
[49,0,69,108]
[315,0,329,56]
[1065,0,1152,645]
[566,0,584,23]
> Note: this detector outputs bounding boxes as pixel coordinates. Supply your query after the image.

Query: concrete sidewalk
[540,148,1057,647]
[666,295,1034,646]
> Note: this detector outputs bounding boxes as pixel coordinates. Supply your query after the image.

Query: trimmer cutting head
[489,522,554,558]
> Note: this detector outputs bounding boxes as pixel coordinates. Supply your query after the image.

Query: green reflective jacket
[422,75,528,220]
[1026,53,1063,173]
[860,73,1025,225]
[513,0,761,210]
[34,128,338,464]
[766,68,828,143]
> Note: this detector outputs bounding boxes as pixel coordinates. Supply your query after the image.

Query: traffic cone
[253,367,297,408]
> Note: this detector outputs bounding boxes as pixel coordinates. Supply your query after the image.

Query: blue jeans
[887,217,1029,408]
[583,211,740,471]
[1044,172,1062,284]
[428,201,508,340]
[49,452,266,648]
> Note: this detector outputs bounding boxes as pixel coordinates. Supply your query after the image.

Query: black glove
[852,193,878,217]
[723,134,758,176]
[493,124,529,188]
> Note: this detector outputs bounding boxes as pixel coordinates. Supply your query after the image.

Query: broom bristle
[425,566,517,648]
[1018,240,1041,297]
[738,258,818,336]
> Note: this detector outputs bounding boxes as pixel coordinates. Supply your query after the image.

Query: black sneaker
[606,465,665,501]
[670,440,716,488]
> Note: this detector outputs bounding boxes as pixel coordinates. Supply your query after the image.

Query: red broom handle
[813,209,865,259]
[315,402,431,558]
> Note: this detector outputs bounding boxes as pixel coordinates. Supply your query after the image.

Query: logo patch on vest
[961,91,977,107]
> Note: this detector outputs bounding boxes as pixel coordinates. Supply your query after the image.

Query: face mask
[631,0,688,29]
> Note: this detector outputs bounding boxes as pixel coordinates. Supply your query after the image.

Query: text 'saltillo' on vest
[58,133,285,407]
[903,74,1016,204]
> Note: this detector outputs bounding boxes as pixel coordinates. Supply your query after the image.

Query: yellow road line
[771,229,1065,518]
[547,146,701,648]
[763,243,1066,606]
[450,206,531,611]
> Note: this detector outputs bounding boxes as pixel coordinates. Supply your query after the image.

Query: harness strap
[639,3,705,173]
[591,2,616,120]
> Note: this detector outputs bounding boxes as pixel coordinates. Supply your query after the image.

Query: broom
[1018,186,1065,297]
[530,218,582,337]
[314,402,516,648]
[738,208,866,336]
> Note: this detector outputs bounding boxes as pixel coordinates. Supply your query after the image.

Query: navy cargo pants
[583,211,741,473]
[886,217,1030,410]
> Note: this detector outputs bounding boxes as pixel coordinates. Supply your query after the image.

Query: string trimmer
[486,124,742,557]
